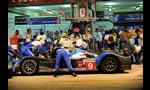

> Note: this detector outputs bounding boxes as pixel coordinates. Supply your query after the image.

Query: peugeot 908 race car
[12,48,131,75]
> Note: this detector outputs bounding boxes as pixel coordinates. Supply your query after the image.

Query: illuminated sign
[113,13,143,22]
[27,17,60,25]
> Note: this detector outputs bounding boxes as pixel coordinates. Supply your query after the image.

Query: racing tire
[100,56,120,73]
[20,59,38,75]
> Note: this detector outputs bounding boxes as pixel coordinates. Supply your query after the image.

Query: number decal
[88,63,93,70]
[86,62,95,70]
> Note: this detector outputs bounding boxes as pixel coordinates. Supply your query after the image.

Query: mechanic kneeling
[52,33,77,77]
[21,39,48,57]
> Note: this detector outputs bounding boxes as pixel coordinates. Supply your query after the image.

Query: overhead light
[136,6,140,10]
[106,2,116,6]
[29,6,40,9]
[63,4,70,7]
[109,8,112,11]
[40,9,53,14]
[136,5,143,10]
[47,11,53,14]
[52,11,57,12]
[108,6,112,12]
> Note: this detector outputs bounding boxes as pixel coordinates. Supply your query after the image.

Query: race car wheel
[20,59,38,75]
[100,56,120,73]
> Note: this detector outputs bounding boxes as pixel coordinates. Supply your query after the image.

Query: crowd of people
[8,25,143,68]
[93,25,143,65]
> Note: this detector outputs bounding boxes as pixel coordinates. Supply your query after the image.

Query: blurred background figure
[104,30,116,50]
[33,32,39,40]
[23,28,33,46]
[111,28,117,50]
[120,26,131,44]
[46,31,51,49]
[86,28,93,49]
[93,28,102,52]
[53,31,61,41]
[36,29,47,50]
[11,30,22,40]
[129,26,135,45]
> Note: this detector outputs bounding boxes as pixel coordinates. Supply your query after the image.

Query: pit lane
[8,64,143,90]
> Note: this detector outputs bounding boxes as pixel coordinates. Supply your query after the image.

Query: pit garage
[8,0,143,90]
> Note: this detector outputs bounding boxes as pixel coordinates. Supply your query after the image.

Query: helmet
[74,27,79,32]
[68,29,73,35]
[95,28,99,32]
[62,33,67,38]
[40,29,44,35]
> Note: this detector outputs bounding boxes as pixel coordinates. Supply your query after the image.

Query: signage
[80,8,86,17]
[15,16,29,25]
[113,13,143,22]
[27,17,60,25]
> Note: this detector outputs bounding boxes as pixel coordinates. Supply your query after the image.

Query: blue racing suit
[56,49,72,73]
[21,41,47,57]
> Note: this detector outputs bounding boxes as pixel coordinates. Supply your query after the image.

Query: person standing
[99,27,105,50]
[115,26,121,52]
[46,31,51,49]
[93,28,102,52]
[23,28,33,46]
[11,30,23,39]
[59,30,63,37]
[111,28,117,50]
[138,27,143,47]
[10,30,23,45]
[129,26,135,45]
[33,32,38,40]
[36,29,47,50]
[53,31,61,41]
[86,28,93,49]
[138,26,143,63]
[120,26,131,44]
[120,26,132,55]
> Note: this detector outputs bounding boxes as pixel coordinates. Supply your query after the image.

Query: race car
[12,48,131,75]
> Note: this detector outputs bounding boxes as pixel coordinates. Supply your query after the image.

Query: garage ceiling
[8,0,143,17]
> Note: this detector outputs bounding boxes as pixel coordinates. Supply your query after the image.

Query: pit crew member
[21,40,48,57]
[52,33,77,77]
[36,29,48,49]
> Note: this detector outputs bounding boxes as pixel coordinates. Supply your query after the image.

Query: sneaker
[54,73,57,77]
[54,72,58,77]
[71,71,77,77]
